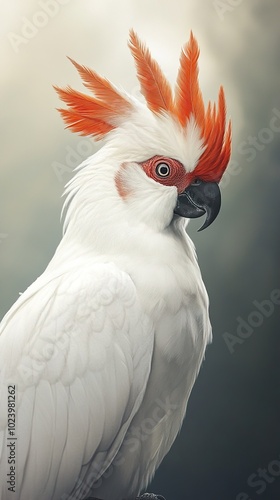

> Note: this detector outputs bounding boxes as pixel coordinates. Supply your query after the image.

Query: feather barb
[128,29,174,115]
[54,58,132,139]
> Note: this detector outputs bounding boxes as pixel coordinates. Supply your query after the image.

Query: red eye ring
[141,155,191,192]
[155,162,171,178]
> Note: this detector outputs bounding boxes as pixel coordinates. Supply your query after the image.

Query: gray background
[1,1,279,499]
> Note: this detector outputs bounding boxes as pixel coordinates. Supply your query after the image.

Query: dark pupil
[157,163,169,176]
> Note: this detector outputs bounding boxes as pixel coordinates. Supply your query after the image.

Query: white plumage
[0,30,230,500]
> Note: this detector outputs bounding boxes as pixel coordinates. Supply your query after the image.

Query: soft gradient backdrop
[1,1,279,499]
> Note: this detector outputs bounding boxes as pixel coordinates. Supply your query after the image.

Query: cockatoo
[0,30,231,500]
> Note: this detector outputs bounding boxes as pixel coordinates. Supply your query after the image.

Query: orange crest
[55,30,231,182]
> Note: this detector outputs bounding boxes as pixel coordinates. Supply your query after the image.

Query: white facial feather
[115,162,178,230]
[108,105,205,172]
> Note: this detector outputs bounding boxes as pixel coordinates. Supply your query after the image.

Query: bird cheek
[115,163,132,199]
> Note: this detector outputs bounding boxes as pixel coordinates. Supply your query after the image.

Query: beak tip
[197,220,209,232]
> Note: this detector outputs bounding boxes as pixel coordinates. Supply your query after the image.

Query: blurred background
[0,1,279,499]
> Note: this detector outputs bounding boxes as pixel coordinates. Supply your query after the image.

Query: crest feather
[175,31,205,127]
[128,29,174,115]
[194,87,231,181]
[54,58,132,139]
[67,58,130,108]
[57,107,114,139]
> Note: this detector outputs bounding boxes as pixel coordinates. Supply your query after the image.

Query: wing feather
[0,263,154,500]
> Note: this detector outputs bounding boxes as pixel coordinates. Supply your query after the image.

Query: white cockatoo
[0,30,231,500]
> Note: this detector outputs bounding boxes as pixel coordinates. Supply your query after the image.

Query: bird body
[0,210,210,500]
[0,30,230,500]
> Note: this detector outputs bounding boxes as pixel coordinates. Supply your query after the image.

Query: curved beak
[174,181,221,231]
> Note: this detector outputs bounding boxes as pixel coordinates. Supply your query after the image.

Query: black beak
[174,180,221,231]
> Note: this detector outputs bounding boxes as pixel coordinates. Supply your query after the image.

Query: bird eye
[155,162,171,177]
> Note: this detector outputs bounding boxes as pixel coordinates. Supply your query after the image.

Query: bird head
[55,30,231,235]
